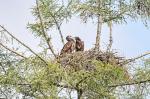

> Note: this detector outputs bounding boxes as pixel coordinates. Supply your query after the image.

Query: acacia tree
[0,0,150,99]
[76,0,150,51]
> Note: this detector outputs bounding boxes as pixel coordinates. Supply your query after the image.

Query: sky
[0,0,150,59]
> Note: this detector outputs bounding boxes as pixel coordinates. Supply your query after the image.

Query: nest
[57,50,126,71]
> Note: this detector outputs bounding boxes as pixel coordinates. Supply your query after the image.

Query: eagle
[75,37,84,51]
[60,36,75,55]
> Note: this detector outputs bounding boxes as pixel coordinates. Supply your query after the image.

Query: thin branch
[0,43,27,59]
[51,13,65,45]
[0,89,8,99]
[121,51,150,65]
[35,0,57,58]
[17,82,75,91]
[76,76,89,87]
[41,1,65,45]
[109,79,150,88]
[0,25,48,65]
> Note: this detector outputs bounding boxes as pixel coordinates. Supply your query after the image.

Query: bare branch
[35,0,57,58]
[121,51,150,65]
[0,43,27,59]
[0,25,48,65]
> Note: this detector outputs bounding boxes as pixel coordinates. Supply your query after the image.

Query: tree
[0,0,150,99]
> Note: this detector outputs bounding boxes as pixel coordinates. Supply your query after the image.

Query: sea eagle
[60,36,75,55]
[75,37,84,51]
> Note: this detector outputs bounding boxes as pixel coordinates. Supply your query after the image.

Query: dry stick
[0,25,48,65]
[35,0,57,58]
[121,51,150,65]
[0,43,27,59]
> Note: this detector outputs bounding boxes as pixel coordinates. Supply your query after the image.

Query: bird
[75,37,84,52]
[60,35,75,55]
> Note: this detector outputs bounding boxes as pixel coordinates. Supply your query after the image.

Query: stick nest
[58,50,127,71]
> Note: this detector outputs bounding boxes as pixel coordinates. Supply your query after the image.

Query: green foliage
[73,0,130,24]
[134,59,150,81]
[0,0,150,98]
[28,0,73,37]
[0,48,131,98]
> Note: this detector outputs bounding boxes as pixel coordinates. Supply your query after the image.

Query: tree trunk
[95,15,103,51]
[77,89,83,99]
[107,21,113,51]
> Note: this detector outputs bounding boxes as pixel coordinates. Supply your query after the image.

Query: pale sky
[0,0,150,58]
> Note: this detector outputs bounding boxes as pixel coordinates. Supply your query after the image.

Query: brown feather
[60,40,75,55]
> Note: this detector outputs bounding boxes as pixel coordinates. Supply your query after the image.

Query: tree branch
[0,25,48,65]
[0,43,27,59]
[109,79,150,88]
[40,1,65,45]
[121,51,150,65]
[51,13,65,45]
[35,0,57,58]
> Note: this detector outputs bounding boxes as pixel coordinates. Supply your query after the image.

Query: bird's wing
[61,42,72,52]
[81,41,84,51]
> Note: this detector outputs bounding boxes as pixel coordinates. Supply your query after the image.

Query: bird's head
[66,35,73,41]
[75,37,81,41]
